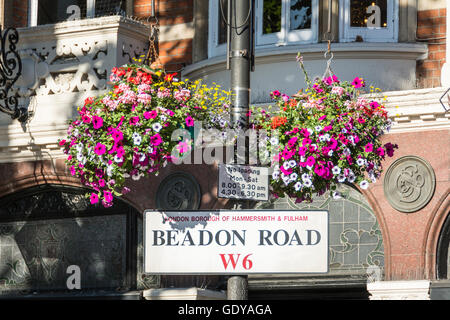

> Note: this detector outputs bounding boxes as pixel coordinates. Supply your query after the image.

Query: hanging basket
[58,63,231,207]
[251,53,398,203]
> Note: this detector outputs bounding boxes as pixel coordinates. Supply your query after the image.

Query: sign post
[227,0,255,300]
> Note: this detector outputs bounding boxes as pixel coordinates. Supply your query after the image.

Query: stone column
[441,0,450,87]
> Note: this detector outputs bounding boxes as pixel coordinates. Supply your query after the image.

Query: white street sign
[218,164,269,201]
[144,210,328,274]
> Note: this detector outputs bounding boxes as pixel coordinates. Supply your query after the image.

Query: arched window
[0,185,157,296]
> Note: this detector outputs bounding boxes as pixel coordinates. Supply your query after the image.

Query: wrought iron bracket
[0,27,27,122]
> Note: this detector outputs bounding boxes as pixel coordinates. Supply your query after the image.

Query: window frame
[208,0,319,58]
[28,0,132,27]
[255,0,319,47]
[338,0,399,43]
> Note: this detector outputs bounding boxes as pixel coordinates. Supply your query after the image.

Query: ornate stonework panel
[384,156,436,213]
[155,172,202,210]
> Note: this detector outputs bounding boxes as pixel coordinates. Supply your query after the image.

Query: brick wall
[416,8,447,88]
[134,0,194,73]
[6,0,28,28]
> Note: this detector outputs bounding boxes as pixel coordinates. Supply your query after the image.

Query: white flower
[283,162,291,170]
[282,176,291,186]
[132,171,142,181]
[332,166,341,175]
[294,181,303,191]
[302,173,311,181]
[152,123,162,132]
[359,180,369,190]
[288,160,297,168]
[160,115,167,122]
[290,173,298,181]
[347,173,356,183]
[133,135,142,146]
[307,128,314,135]
[315,125,322,132]
[270,137,279,145]
[272,171,280,180]
[337,174,346,183]
[148,146,154,154]
[328,150,334,157]
[319,135,327,142]
[303,179,312,188]
[139,153,146,162]
[343,148,351,156]
[357,158,365,166]
[114,155,123,163]
[332,191,342,200]
[76,143,84,152]
[106,165,114,177]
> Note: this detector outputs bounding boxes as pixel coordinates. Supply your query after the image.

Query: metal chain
[144,18,162,68]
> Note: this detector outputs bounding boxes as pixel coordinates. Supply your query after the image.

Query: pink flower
[98,179,106,188]
[271,90,281,98]
[352,77,365,89]
[70,165,76,176]
[144,110,157,120]
[103,191,113,203]
[376,147,385,157]
[129,116,140,126]
[116,146,125,158]
[137,93,152,104]
[92,116,103,129]
[314,164,326,177]
[365,143,374,153]
[111,130,123,142]
[331,86,344,96]
[298,146,307,156]
[306,156,316,167]
[94,143,106,155]
[82,115,91,124]
[185,116,194,127]
[59,139,66,146]
[150,133,163,146]
[90,193,99,204]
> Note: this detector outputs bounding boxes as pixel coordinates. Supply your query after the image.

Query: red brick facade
[416,8,447,88]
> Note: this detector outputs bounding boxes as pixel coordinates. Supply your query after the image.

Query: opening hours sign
[144,210,329,274]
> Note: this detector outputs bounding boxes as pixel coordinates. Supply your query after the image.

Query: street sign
[218,164,269,201]
[144,210,329,274]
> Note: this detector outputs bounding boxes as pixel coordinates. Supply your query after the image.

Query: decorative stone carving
[156,172,201,210]
[384,156,436,213]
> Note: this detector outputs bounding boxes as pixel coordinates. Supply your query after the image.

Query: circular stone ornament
[384,156,436,213]
[155,172,201,210]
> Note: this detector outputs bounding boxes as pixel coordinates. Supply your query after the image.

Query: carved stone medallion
[384,156,436,213]
[155,172,201,210]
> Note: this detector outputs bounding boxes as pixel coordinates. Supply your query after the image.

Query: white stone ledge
[183,42,428,78]
[142,287,226,300]
[367,280,431,300]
